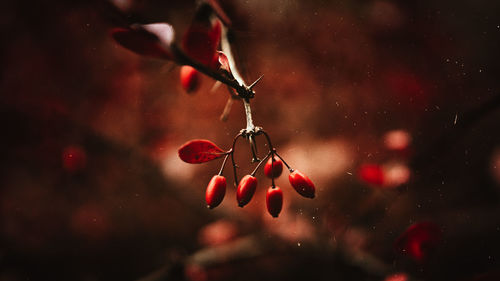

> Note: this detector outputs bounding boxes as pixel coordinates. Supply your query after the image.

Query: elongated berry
[237,175,258,207]
[289,170,315,198]
[206,175,226,209]
[264,157,283,178]
[266,186,283,218]
[180,65,200,93]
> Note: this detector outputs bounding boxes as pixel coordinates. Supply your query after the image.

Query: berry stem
[274,151,293,172]
[250,151,272,176]
[259,130,274,151]
[254,130,280,186]
[218,152,231,176]
[270,150,276,187]
[248,134,260,162]
[230,132,243,186]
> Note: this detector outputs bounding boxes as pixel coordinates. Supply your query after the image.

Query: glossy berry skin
[289,170,315,198]
[180,65,200,93]
[206,175,226,209]
[266,186,283,218]
[237,175,258,207]
[264,157,283,178]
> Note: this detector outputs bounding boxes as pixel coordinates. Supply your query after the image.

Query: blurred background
[1,0,500,280]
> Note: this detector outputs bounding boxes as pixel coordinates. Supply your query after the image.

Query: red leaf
[182,15,222,66]
[178,139,225,164]
[111,23,175,60]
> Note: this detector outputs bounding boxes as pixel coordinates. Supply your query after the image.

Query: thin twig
[220,97,234,121]
[172,45,243,92]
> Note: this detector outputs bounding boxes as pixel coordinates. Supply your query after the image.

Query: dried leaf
[217,51,231,73]
[111,23,175,60]
[178,139,225,164]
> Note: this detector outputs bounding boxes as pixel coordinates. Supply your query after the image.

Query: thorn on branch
[249,75,264,90]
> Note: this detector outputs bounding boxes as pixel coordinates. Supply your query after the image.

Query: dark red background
[1,0,500,280]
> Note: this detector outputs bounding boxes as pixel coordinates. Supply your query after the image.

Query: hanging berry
[236,175,258,207]
[266,186,283,218]
[289,170,316,198]
[180,65,201,93]
[264,157,283,178]
[205,175,227,209]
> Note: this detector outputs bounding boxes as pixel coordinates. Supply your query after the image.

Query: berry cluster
[111,1,316,217]
[178,128,315,218]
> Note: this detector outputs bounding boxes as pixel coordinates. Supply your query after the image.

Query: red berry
[62,145,87,172]
[264,157,283,178]
[266,186,283,218]
[180,65,200,93]
[288,170,315,198]
[236,175,258,207]
[394,221,441,262]
[206,175,226,209]
[359,164,385,186]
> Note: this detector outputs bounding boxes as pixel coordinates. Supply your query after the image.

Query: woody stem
[243,99,255,132]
